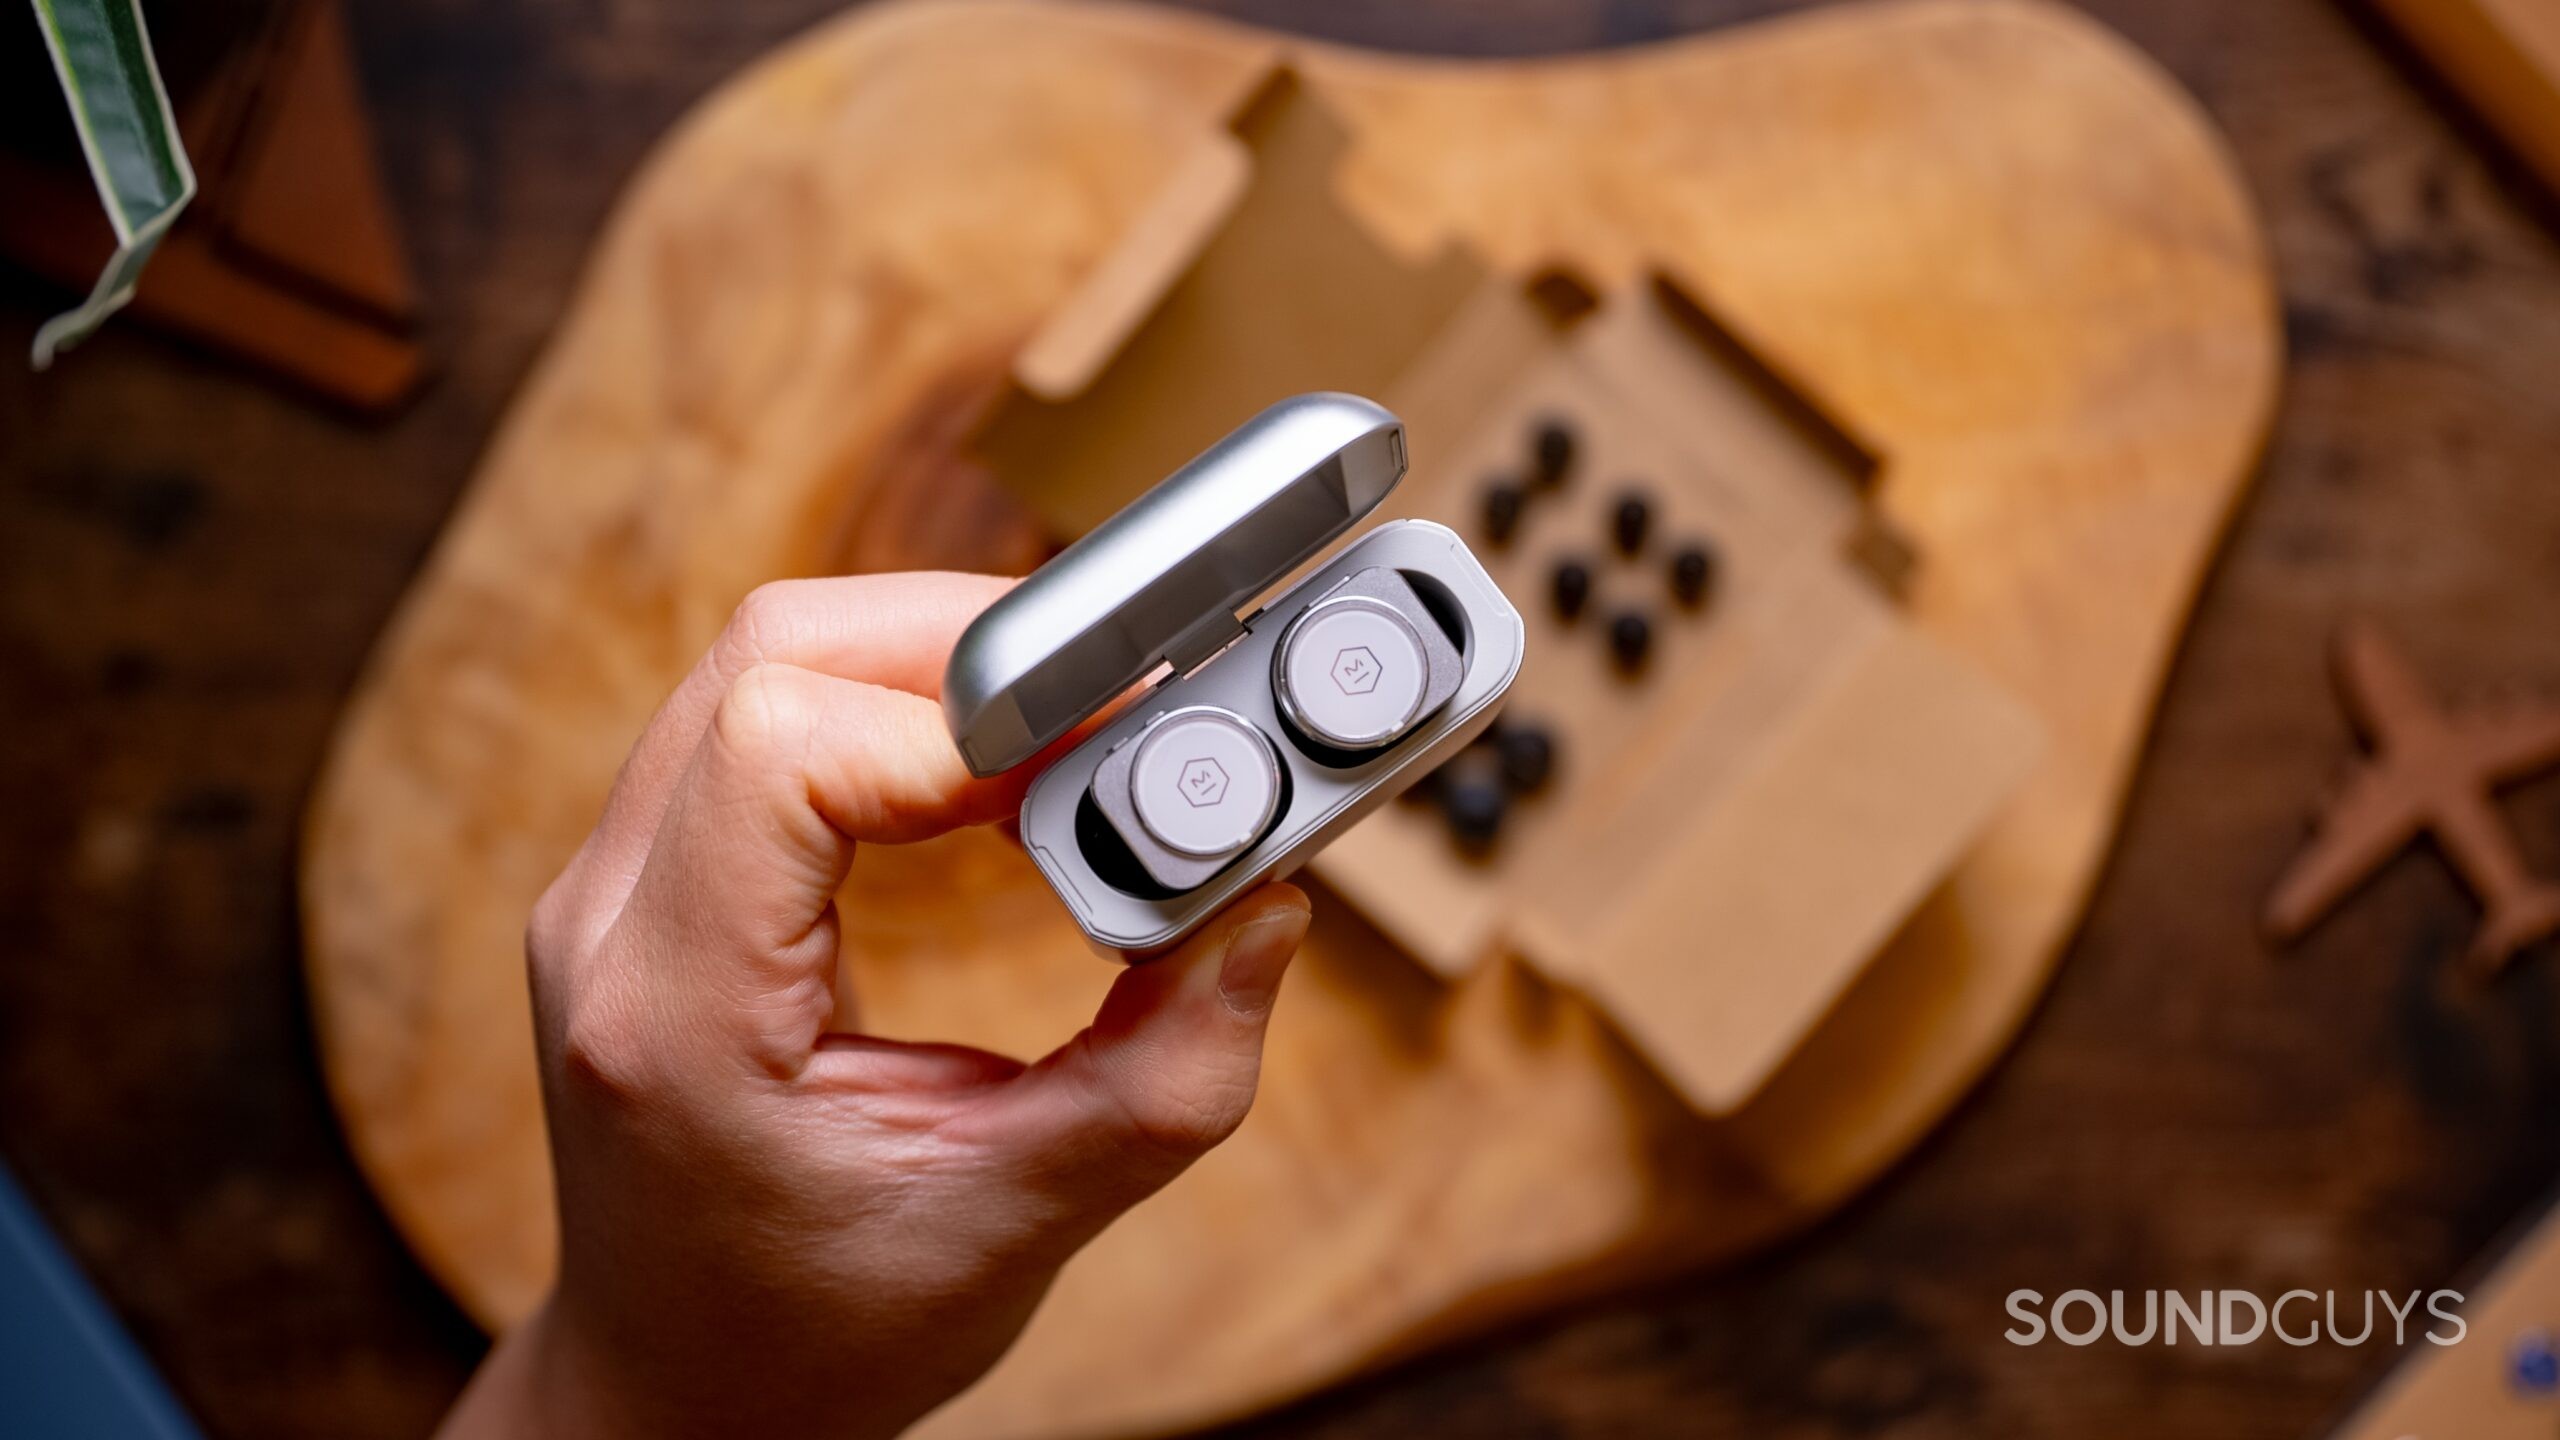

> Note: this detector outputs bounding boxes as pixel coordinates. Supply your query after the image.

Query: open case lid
[943,393,1407,776]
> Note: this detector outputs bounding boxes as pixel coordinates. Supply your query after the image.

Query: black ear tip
[1609,609,1653,671]
[1670,540,1717,606]
[1530,416,1577,486]
[1611,489,1653,556]
[1439,774,1508,852]
[1497,724,1555,794]
[1550,557,1592,620]
[1481,477,1526,545]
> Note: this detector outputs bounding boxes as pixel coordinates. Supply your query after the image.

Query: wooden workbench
[1,0,2557,1436]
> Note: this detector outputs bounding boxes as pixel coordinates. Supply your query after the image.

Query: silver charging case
[942,393,1524,955]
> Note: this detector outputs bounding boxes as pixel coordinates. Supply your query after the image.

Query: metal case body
[941,393,1523,956]
[943,394,1409,778]
[1019,520,1522,954]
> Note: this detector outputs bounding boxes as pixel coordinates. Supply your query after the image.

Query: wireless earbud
[1270,568,1462,757]
[1125,707,1282,859]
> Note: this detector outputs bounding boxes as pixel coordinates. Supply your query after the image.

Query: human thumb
[1000,885,1311,1223]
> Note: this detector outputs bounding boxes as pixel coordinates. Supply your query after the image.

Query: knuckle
[711,661,814,761]
[523,879,581,963]
[552,986,656,1111]
[1113,1069,1255,1161]
[523,878,601,1032]
[716,582,804,675]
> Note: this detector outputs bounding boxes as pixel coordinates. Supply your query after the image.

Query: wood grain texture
[2368,0,2560,198]
[17,0,2560,1437]
[294,2,2276,1435]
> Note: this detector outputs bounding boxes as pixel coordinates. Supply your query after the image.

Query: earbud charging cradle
[942,394,1524,956]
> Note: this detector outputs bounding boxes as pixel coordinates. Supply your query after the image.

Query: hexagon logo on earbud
[1177,757,1229,807]
[1330,645,1381,696]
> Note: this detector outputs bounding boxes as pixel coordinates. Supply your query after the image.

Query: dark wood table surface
[5,0,2560,1435]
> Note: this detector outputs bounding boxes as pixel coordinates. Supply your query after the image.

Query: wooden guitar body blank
[298,3,2280,1436]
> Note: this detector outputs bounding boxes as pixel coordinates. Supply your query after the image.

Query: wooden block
[0,0,421,407]
[219,0,421,323]
[2369,0,2560,199]
[0,152,423,408]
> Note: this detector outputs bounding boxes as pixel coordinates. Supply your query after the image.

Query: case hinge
[1162,609,1250,677]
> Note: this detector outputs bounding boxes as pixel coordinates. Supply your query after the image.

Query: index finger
[581,572,1016,905]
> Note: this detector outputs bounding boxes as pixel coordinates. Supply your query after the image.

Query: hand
[438,573,1311,1439]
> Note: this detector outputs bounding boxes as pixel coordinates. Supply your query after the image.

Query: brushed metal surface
[942,393,1406,776]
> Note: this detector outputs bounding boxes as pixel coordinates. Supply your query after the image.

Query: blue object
[2513,1328,2560,1397]
[0,1161,202,1438]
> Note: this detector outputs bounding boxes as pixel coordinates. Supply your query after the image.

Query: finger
[615,661,1032,1071]
[583,573,1016,902]
[964,885,1311,1227]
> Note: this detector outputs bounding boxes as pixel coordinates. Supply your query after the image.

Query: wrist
[437,1295,638,1440]
[510,1290,922,1440]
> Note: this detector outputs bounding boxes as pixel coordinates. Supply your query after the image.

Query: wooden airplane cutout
[2266,620,2560,973]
